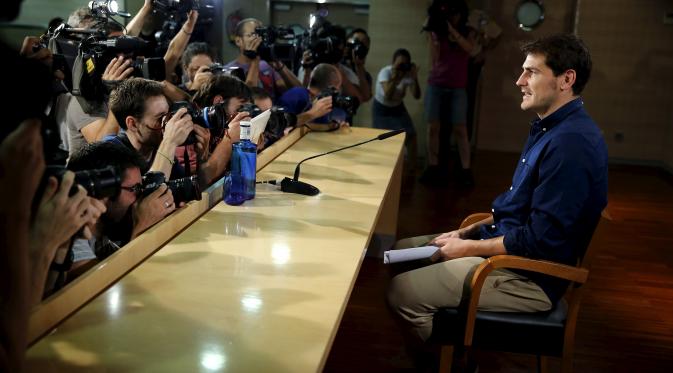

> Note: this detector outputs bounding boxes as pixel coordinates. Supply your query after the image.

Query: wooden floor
[323,150,673,373]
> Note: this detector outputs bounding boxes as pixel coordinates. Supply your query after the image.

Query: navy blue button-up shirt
[480,97,608,302]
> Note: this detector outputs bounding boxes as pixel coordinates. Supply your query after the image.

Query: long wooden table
[25,127,404,372]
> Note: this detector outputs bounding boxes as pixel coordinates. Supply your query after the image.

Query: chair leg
[439,345,454,373]
[538,355,550,373]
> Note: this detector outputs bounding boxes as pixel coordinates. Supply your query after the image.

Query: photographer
[225,18,302,99]
[180,41,215,92]
[0,2,106,367]
[107,78,195,180]
[191,75,253,185]
[278,63,350,129]
[343,28,372,103]
[373,48,421,170]
[421,0,479,186]
[65,141,175,277]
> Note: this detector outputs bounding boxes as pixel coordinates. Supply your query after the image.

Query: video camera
[255,25,298,66]
[142,171,202,205]
[422,0,467,37]
[169,101,230,146]
[152,0,216,52]
[302,14,345,68]
[205,63,246,81]
[317,88,359,117]
[72,35,165,102]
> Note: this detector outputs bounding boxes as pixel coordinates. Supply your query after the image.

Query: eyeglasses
[120,183,143,196]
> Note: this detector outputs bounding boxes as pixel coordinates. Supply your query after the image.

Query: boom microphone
[280,128,405,196]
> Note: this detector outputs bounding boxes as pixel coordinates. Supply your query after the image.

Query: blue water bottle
[224,121,257,205]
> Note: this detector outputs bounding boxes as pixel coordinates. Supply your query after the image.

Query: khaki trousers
[387,234,552,342]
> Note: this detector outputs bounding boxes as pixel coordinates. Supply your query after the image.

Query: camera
[317,88,359,117]
[142,171,202,205]
[43,165,121,199]
[206,63,246,82]
[169,101,230,145]
[72,35,165,102]
[344,38,368,63]
[396,62,412,73]
[237,103,263,118]
[152,0,216,52]
[264,106,297,147]
[255,25,298,66]
[422,0,467,37]
[302,15,345,68]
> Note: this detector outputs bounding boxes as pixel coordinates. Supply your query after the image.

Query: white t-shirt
[374,65,414,107]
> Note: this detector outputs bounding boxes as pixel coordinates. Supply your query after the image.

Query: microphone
[280,129,405,196]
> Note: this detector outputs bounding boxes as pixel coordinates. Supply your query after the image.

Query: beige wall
[577,0,673,163]
[364,0,429,151]
[475,0,574,153]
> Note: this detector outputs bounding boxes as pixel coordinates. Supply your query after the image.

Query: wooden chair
[430,210,611,373]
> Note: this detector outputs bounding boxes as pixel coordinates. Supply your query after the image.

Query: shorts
[424,84,467,124]
[372,100,416,137]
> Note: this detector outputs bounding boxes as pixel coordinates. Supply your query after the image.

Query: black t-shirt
[105,132,186,180]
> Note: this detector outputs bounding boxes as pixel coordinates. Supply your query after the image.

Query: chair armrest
[459,213,492,229]
[463,255,588,346]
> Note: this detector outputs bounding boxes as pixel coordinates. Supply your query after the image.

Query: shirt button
[543,128,547,131]
[491,208,495,213]
[509,186,513,190]
[522,158,526,163]
[491,225,496,229]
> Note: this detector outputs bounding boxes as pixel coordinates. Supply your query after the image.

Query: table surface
[25,127,405,373]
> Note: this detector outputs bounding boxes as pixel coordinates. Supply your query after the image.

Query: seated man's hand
[102,56,134,82]
[163,107,194,146]
[430,237,471,262]
[132,184,175,236]
[189,65,212,91]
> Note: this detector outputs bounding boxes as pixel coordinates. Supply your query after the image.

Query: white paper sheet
[250,109,271,144]
[383,246,439,264]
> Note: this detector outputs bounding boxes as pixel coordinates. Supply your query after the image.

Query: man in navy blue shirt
[277,63,350,129]
[387,34,607,348]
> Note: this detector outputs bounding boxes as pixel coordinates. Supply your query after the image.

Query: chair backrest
[578,209,612,271]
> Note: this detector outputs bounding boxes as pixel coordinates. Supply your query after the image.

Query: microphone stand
[280,129,404,196]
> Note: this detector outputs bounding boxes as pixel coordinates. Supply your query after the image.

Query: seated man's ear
[125,116,139,131]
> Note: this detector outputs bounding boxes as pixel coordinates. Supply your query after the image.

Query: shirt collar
[531,97,584,130]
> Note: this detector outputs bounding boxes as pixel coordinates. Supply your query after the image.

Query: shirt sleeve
[277,88,311,116]
[502,133,598,263]
[377,66,391,83]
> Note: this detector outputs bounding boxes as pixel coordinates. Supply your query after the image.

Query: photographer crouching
[278,63,356,131]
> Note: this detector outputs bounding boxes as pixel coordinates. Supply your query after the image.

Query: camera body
[169,101,230,145]
[344,38,368,63]
[255,25,298,65]
[317,88,359,117]
[206,63,246,82]
[301,16,344,68]
[396,62,412,73]
[73,35,165,102]
[142,171,202,205]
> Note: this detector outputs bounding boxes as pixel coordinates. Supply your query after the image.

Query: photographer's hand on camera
[192,124,211,162]
[150,107,193,180]
[102,56,134,86]
[189,64,212,91]
[131,183,175,239]
[0,119,44,220]
[30,172,94,253]
[20,36,64,81]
